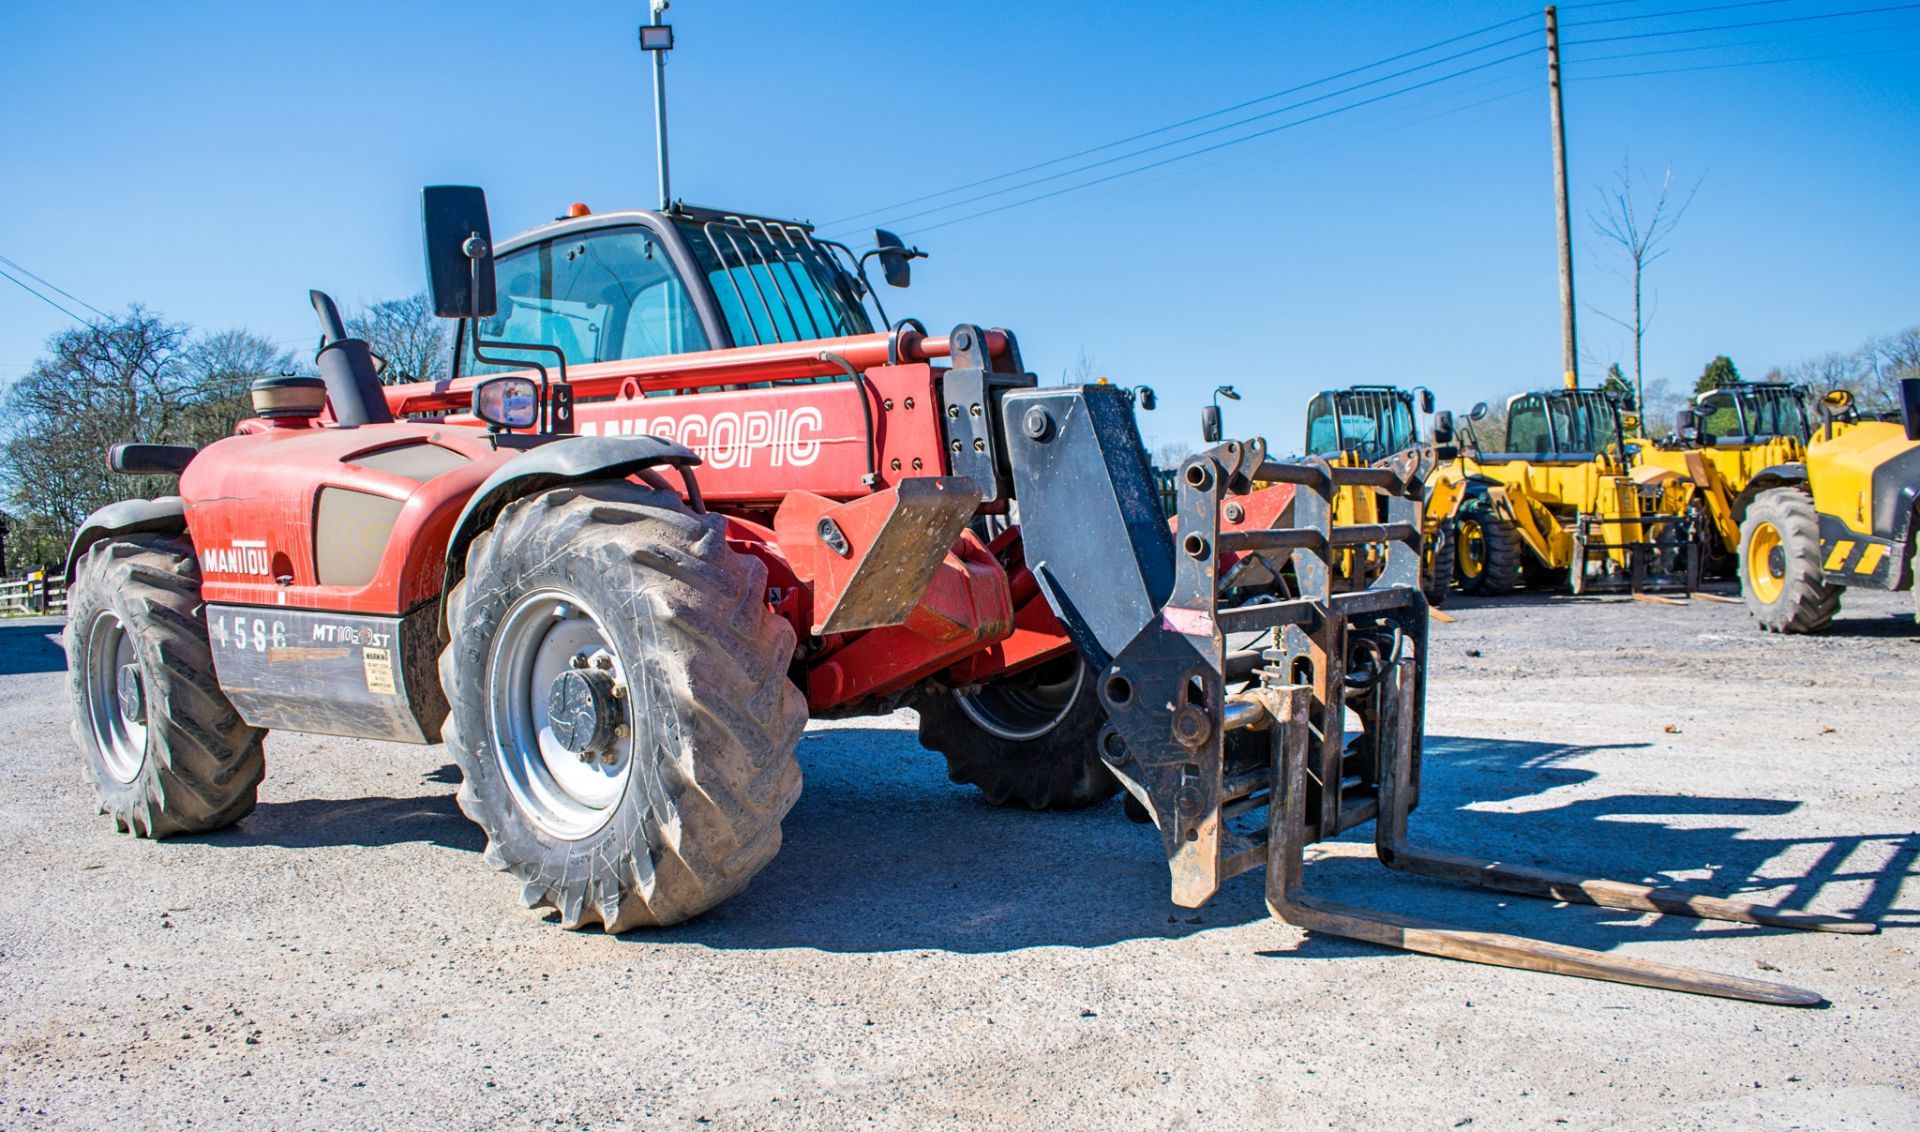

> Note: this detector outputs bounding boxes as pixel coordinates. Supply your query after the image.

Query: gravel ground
[1,589,1915,1130]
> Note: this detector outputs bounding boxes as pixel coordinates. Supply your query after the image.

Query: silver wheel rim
[956,653,1085,742]
[486,590,635,840]
[84,611,147,783]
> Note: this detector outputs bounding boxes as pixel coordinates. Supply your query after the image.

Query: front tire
[1738,488,1841,633]
[65,536,265,837]
[441,481,806,930]
[1454,495,1522,596]
[916,652,1118,809]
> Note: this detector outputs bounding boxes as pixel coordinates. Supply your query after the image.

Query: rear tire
[1454,495,1522,596]
[65,536,265,837]
[1423,523,1454,607]
[1738,488,1840,633]
[441,481,806,930]
[916,652,1118,810]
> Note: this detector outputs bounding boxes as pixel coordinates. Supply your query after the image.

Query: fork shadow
[669,725,1918,954]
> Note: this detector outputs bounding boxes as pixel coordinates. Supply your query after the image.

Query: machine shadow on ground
[664,725,1918,956]
[170,718,1914,957]
[0,620,66,676]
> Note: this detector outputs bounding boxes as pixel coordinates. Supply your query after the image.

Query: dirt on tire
[440,480,806,930]
[64,535,265,837]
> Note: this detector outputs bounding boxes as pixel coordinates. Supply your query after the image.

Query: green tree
[1695,355,1740,394]
[1600,361,1634,405]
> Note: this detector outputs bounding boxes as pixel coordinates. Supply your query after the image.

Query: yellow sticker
[362,646,396,695]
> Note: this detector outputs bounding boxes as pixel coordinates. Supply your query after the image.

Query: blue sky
[1,1,1915,451]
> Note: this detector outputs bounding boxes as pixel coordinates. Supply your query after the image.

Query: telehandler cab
[1436,386,1698,596]
[62,186,1870,1004]
[1300,384,1463,606]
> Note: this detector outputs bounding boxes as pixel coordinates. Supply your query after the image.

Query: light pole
[640,2,675,210]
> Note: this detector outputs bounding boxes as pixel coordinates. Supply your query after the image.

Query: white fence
[0,574,66,616]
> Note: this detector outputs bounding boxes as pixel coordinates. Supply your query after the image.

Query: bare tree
[1589,160,1701,411]
[347,293,450,385]
[1,309,189,566]
[1862,326,1920,412]
[1061,348,1098,385]
[0,313,290,568]
[179,329,295,447]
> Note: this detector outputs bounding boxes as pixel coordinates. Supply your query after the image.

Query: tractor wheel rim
[956,653,1085,742]
[1747,521,1786,604]
[487,589,635,841]
[1459,518,1485,579]
[84,611,147,784]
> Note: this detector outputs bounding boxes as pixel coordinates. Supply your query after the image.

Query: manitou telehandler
[62,185,1871,1004]
[1299,384,1464,606]
[1436,386,1698,596]
[1734,382,1920,632]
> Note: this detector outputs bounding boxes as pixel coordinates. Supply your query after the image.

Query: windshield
[1738,388,1811,442]
[676,218,872,346]
[462,225,710,377]
[1304,389,1417,461]
[1546,391,1620,453]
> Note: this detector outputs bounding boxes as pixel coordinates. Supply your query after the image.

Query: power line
[822,10,1539,229]
[840,34,1541,239]
[1564,2,1920,44]
[1570,16,1920,60]
[0,254,110,319]
[0,267,88,324]
[1580,40,1920,75]
[902,47,1540,237]
[1561,0,1795,28]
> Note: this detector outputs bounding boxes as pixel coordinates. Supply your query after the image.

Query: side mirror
[1136,386,1157,411]
[1901,378,1920,443]
[473,376,539,431]
[1419,389,1435,415]
[1469,401,1490,422]
[874,229,913,289]
[1823,388,1854,414]
[1432,410,1454,445]
[422,185,497,319]
[1434,444,1460,462]
[1200,404,1223,444]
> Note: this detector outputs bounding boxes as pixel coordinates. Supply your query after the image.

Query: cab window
[1741,390,1810,442]
[463,226,709,377]
[1304,394,1339,456]
[1506,396,1551,454]
[1699,390,1741,439]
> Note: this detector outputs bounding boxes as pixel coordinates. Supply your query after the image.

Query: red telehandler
[63,187,1869,1004]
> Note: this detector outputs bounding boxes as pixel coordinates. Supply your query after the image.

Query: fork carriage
[1008,390,1871,1007]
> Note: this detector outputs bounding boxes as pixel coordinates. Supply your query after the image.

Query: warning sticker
[362,647,396,695]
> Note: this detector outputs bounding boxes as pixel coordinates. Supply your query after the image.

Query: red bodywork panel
[178,329,1053,713]
[182,423,515,614]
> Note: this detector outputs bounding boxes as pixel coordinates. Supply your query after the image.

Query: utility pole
[1546,5,1578,390]
[641,0,675,210]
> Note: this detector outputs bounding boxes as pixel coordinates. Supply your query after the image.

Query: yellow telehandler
[1299,384,1464,606]
[1435,386,1698,596]
[1637,381,1816,577]
[1737,382,1920,631]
